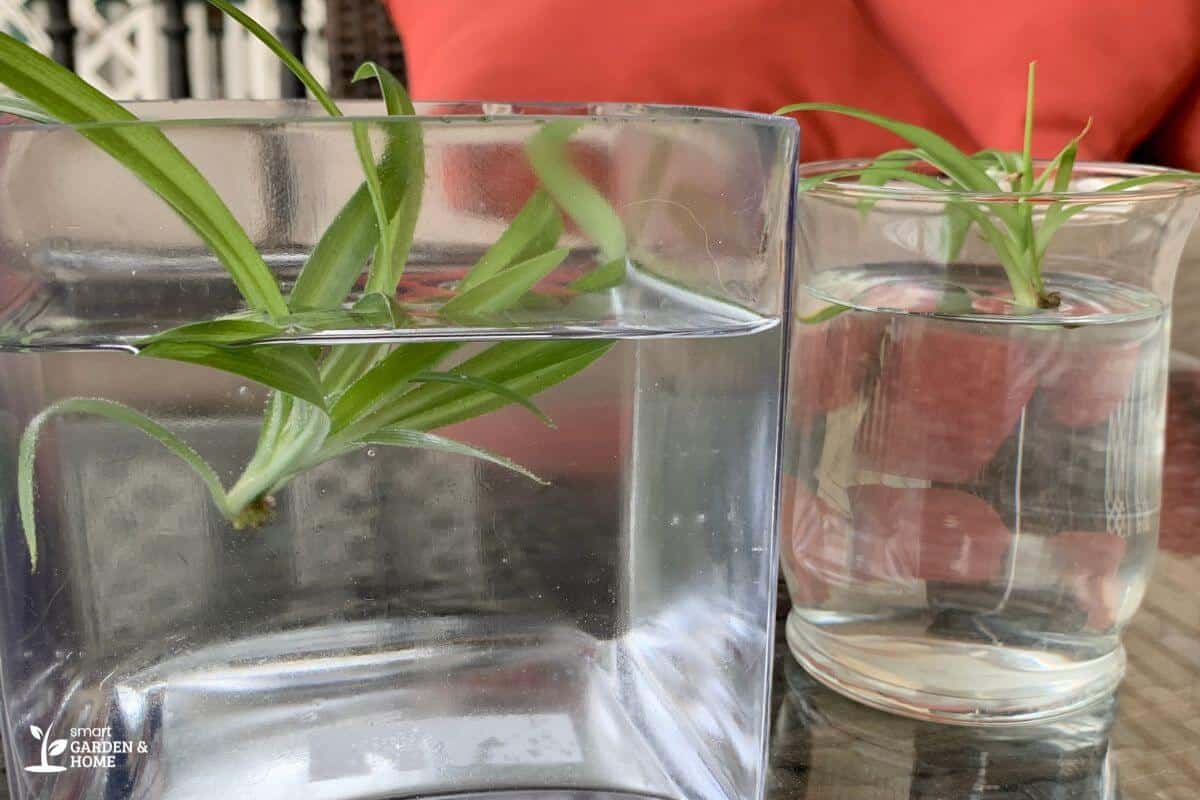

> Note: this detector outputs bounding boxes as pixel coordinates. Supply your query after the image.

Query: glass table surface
[769,548,1200,800]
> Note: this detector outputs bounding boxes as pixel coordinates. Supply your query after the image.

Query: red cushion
[388,0,1200,169]
[388,0,975,161]
[860,0,1200,164]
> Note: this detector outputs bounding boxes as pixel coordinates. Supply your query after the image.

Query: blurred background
[3,1,1197,172]
[0,0,399,101]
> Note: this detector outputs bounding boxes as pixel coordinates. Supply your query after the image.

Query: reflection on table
[770,549,1200,799]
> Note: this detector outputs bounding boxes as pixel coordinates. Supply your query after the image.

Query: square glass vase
[0,101,798,800]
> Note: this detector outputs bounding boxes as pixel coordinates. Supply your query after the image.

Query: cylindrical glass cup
[782,160,1200,724]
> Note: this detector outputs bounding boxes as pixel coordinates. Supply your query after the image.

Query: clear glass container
[0,101,798,799]
[782,160,1200,724]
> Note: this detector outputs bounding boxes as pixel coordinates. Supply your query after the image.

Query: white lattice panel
[0,0,48,50]
[218,0,327,99]
[72,0,164,99]
[302,0,327,93]
[1,0,329,101]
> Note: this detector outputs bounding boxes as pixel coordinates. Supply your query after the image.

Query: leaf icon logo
[23,723,67,773]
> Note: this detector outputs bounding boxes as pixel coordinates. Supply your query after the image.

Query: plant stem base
[786,612,1125,726]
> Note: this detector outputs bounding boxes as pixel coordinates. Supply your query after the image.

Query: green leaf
[333,340,606,437]
[941,202,973,263]
[20,398,230,568]
[224,395,330,513]
[351,291,398,326]
[287,147,406,310]
[440,247,569,320]
[205,0,337,115]
[354,61,424,292]
[568,256,627,292]
[777,102,1002,195]
[309,292,406,397]
[396,340,615,432]
[0,32,287,318]
[1031,118,1090,267]
[854,148,922,218]
[143,319,283,346]
[782,103,1029,297]
[281,303,395,332]
[251,392,288,462]
[934,286,976,315]
[798,166,963,194]
[206,0,412,307]
[414,370,553,426]
[1094,171,1200,192]
[1011,62,1038,287]
[0,95,56,123]
[1031,173,1200,260]
[358,428,546,484]
[353,60,417,118]
[973,148,1019,175]
[459,190,560,291]
[319,344,386,399]
[140,341,326,408]
[513,205,564,265]
[329,342,460,435]
[798,167,950,194]
[351,122,393,294]
[1019,62,1036,194]
[288,68,422,310]
[225,298,398,333]
[526,121,626,261]
[796,304,850,325]
[856,148,922,192]
[797,164,1039,307]
[1032,118,1091,193]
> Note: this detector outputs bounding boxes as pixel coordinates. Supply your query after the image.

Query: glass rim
[797,158,1200,203]
[0,98,799,134]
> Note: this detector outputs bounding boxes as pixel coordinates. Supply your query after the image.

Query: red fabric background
[388,0,1200,168]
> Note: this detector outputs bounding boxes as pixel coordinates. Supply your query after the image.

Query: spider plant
[778,62,1197,311]
[0,2,627,567]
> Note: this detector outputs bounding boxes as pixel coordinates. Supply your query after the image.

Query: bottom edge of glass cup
[785,611,1125,727]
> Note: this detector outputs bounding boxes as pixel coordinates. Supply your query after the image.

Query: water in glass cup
[782,264,1167,724]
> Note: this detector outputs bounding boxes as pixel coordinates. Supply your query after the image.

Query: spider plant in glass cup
[776,64,1200,725]
[0,6,797,799]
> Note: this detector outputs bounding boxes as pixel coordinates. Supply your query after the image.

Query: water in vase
[0,269,784,800]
